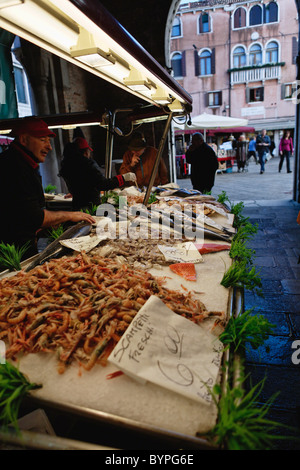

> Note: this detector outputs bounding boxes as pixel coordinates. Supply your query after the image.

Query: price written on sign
[108,296,223,404]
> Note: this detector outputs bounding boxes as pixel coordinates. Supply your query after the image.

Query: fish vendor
[0,117,96,263]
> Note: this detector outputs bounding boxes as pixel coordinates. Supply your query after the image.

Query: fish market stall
[0,187,241,450]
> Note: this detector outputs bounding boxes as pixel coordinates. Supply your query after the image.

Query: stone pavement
[178,155,300,449]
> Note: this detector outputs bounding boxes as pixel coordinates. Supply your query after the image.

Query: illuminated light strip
[46,0,192,108]
[0,0,192,111]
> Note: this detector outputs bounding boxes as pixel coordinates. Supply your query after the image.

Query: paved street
[177,153,295,203]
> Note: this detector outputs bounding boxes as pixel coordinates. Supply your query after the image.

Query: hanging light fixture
[70,27,131,80]
[0,0,192,112]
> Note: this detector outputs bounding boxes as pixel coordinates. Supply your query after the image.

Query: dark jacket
[256,134,271,156]
[185,142,218,193]
[0,141,45,257]
[59,142,124,210]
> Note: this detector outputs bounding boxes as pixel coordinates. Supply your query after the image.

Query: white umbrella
[174,112,249,138]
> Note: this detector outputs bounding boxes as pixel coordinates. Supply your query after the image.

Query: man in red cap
[0,116,95,262]
[59,136,136,211]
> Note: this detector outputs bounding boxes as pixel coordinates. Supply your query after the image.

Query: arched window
[266,41,278,62]
[171,17,182,37]
[249,5,263,26]
[199,13,211,33]
[233,8,246,29]
[249,44,262,65]
[200,50,211,75]
[233,46,246,67]
[264,1,278,23]
[171,52,183,77]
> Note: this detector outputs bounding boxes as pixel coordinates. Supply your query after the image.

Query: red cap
[12,117,56,138]
[75,137,93,151]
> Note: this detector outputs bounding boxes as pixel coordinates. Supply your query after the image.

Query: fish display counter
[0,186,242,450]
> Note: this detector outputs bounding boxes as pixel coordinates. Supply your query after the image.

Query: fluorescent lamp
[151,87,172,105]
[48,122,102,130]
[0,0,24,8]
[124,69,155,94]
[125,80,152,92]
[0,129,12,134]
[0,0,192,110]
[168,99,185,113]
[70,28,114,68]
[71,46,115,68]
[71,28,130,79]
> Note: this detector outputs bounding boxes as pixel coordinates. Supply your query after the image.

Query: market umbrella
[174,112,249,138]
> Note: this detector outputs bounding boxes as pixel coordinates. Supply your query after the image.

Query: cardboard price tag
[108,296,223,405]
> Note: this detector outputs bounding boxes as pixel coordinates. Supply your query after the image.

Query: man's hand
[123,172,137,182]
[130,155,140,167]
[42,209,96,228]
[69,212,96,224]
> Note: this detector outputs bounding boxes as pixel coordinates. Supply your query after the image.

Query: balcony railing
[229,62,285,84]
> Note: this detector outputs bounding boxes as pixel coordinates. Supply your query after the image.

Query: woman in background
[278,131,293,173]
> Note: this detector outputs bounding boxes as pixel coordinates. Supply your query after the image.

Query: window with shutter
[250,5,262,26]
[233,8,246,29]
[194,49,200,76]
[171,52,183,78]
[292,37,298,65]
[199,50,212,75]
[264,1,278,24]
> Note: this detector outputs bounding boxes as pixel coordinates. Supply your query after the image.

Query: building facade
[170,0,298,150]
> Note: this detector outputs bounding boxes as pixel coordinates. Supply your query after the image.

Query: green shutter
[0,29,18,119]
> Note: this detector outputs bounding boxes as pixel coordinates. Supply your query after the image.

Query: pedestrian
[270,139,276,157]
[236,134,248,172]
[278,130,293,173]
[59,137,136,211]
[256,129,271,174]
[247,136,258,164]
[185,132,218,193]
[119,132,168,188]
[0,117,96,261]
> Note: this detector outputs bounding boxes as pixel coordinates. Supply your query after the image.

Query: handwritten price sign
[108,296,223,405]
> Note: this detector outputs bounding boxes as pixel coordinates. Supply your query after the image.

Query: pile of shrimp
[0,252,224,374]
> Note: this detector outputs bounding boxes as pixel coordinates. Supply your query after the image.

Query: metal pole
[143,112,173,206]
[293,0,300,202]
[104,110,113,179]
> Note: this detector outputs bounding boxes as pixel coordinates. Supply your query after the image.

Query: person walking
[278,131,293,173]
[256,129,271,174]
[236,134,248,172]
[185,132,218,193]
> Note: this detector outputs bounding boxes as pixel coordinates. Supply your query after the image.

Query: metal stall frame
[0,0,242,451]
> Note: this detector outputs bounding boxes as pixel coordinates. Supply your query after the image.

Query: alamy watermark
[291,340,300,365]
[292,81,300,105]
[0,340,5,364]
[95,197,206,242]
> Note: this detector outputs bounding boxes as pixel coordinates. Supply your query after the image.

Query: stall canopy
[174,113,249,138]
[0,0,192,115]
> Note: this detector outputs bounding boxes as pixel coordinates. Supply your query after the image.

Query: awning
[0,0,192,114]
[175,126,255,135]
[208,126,255,135]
